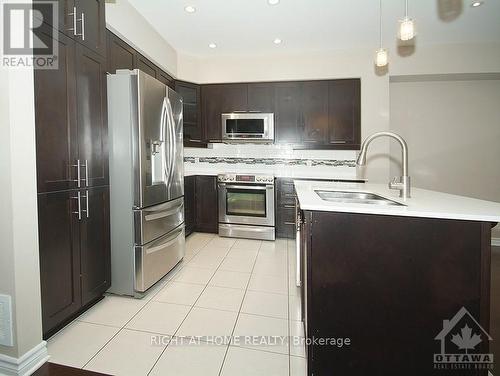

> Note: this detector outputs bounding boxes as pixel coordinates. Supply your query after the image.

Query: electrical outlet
[0,294,13,347]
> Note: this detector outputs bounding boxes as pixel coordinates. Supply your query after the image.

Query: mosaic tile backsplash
[184,156,356,167]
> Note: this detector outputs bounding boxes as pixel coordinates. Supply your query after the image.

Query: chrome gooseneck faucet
[356,131,411,199]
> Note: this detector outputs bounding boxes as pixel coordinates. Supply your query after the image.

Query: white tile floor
[47,233,307,376]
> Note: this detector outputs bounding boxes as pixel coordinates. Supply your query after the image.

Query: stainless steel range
[218,173,275,241]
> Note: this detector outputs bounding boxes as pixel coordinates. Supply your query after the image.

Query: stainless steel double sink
[315,190,406,206]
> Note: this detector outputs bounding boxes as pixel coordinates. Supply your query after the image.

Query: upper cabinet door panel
[328,79,361,147]
[176,82,202,142]
[302,81,329,143]
[247,83,275,113]
[74,0,105,55]
[220,84,248,113]
[202,85,222,141]
[35,29,78,194]
[274,82,302,144]
[135,54,157,79]
[106,31,135,74]
[76,44,108,188]
[34,0,75,37]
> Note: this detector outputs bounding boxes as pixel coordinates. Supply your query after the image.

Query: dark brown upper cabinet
[220,84,248,113]
[201,85,223,141]
[34,0,75,37]
[106,30,135,74]
[135,53,157,79]
[274,82,302,144]
[158,70,175,89]
[73,0,106,55]
[75,44,108,188]
[35,28,78,194]
[198,79,361,149]
[328,79,361,148]
[248,83,275,113]
[301,81,329,143]
[34,0,105,56]
[176,81,204,146]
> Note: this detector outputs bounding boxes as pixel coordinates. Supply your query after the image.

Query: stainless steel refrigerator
[107,69,184,297]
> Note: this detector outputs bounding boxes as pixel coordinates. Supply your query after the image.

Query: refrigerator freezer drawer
[134,197,184,245]
[134,225,185,293]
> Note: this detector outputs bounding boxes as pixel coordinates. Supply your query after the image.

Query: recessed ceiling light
[471,1,483,7]
[273,38,282,45]
[184,5,196,13]
[208,43,217,49]
[268,0,280,5]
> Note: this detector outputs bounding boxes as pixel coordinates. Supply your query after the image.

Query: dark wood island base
[300,211,495,376]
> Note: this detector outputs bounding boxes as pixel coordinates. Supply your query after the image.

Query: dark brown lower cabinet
[38,187,111,338]
[195,175,218,233]
[302,211,491,376]
[184,176,196,236]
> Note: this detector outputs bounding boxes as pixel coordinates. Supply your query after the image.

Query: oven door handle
[224,184,272,191]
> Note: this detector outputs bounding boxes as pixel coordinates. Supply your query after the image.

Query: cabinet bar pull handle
[81,190,89,218]
[71,191,81,220]
[284,222,296,225]
[284,205,295,208]
[67,7,77,36]
[70,159,81,188]
[85,159,89,187]
[81,12,85,41]
[330,140,347,144]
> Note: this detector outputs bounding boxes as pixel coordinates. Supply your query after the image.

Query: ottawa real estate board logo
[1,0,58,69]
[434,307,494,371]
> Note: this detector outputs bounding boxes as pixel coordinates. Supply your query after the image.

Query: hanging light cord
[405,0,408,18]
[379,0,382,48]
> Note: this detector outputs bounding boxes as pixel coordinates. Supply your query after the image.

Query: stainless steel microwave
[221,113,274,143]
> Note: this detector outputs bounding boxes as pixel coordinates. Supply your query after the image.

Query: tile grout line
[217,240,262,376]
[80,234,214,371]
[147,236,237,376]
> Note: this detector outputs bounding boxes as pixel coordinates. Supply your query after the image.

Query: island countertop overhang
[294,180,500,223]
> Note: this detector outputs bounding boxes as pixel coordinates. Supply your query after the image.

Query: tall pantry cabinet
[34,0,110,338]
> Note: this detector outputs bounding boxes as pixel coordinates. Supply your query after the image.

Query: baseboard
[492,237,500,247]
[0,341,49,376]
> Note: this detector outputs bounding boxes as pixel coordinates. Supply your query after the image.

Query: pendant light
[398,0,416,41]
[375,0,388,67]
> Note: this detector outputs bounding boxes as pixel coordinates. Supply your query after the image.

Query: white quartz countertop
[294,180,500,223]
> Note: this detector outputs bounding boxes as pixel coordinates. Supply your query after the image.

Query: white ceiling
[128,0,500,57]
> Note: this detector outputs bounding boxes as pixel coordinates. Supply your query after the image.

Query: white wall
[389,78,500,238]
[106,0,177,76]
[0,66,46,364]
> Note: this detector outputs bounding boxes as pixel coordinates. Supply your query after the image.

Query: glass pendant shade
[375,48,388,67]
[398,17,415,41]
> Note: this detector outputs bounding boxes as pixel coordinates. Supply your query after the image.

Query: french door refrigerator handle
[165,98,176,189]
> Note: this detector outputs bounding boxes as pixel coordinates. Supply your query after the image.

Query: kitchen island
[294,181,500,376]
